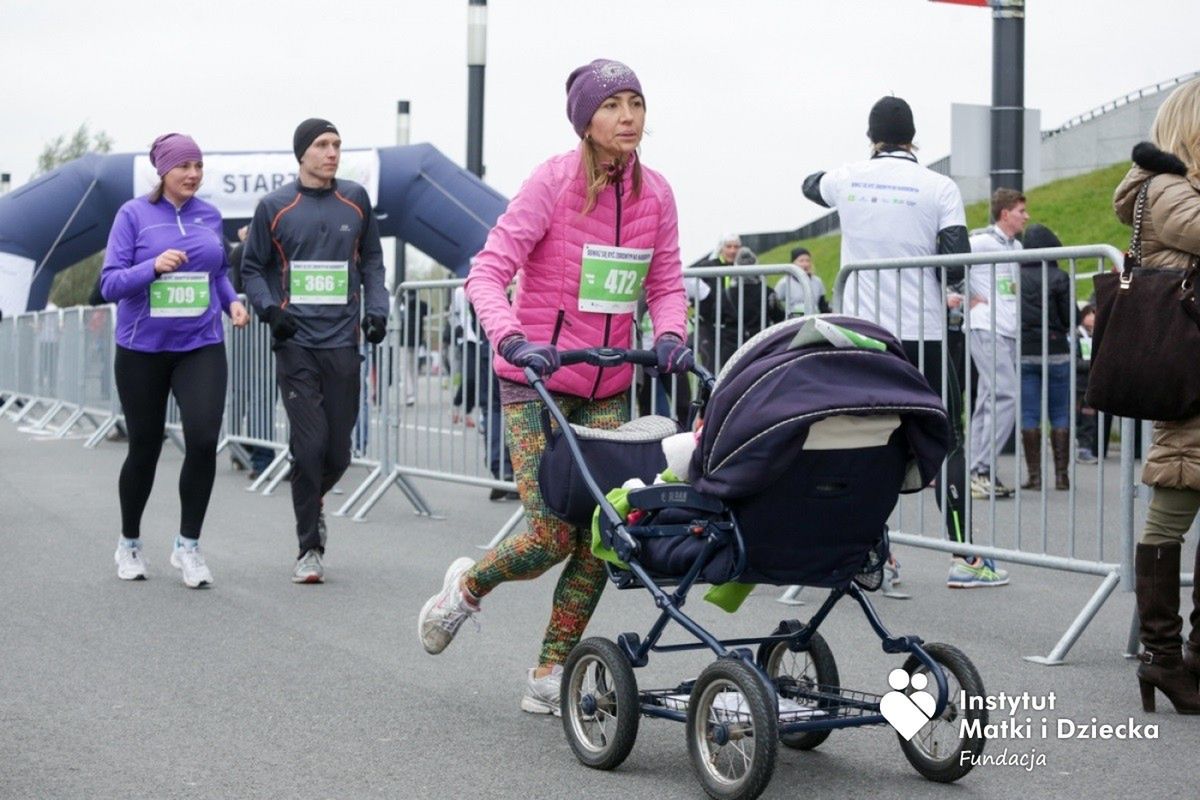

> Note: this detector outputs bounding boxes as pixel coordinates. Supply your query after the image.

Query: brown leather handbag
[1086,180,1200,421]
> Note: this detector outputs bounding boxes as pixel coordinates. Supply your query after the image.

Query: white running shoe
[293,549,325,584]
[520,665,563,716]
[114,542,147,581]
[170,544,213,589]
[418,557,479,654]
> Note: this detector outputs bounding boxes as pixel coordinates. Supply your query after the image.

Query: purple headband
[565,59,643,138]
[149,133,202,177]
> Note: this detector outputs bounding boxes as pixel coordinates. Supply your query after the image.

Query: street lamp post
[466,0,487,178]
[990,0,1025,195]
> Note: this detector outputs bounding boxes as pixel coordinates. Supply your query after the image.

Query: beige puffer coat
[1112,148,1200,490]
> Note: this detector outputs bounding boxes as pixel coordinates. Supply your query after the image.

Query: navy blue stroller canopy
[685,316,952,587]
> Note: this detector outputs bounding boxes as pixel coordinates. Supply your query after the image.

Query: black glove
[263,306,298,341]
[498,335,560,377]
[363,314,388,345]
[654,334,694,374]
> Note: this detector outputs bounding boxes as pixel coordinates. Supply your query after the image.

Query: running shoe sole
[114,550,147,581]
[170,550,212,589]
[519,695,561,716]
[947,576,1010,588]
[417,557,475,653]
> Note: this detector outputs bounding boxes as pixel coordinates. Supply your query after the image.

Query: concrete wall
[1039,94,1168,185]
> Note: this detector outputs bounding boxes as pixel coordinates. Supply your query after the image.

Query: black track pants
[114,343,227,540]
[275,343,362,555]
[902,339,970,547]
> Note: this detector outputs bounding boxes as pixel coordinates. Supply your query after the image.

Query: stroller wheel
[757,631,839,751]
[561,638,639,771]
[686,658,778,800]
[897,643,986,783]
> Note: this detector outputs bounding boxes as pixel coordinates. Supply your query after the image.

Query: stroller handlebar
[559,347,659,368]
[523,346,715,393]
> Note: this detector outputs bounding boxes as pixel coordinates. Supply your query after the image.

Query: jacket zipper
[588,174,623,400]
[174,205,186,236]
[550,309,565,345]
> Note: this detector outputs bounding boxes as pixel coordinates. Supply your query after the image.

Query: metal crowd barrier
[1,266,813,543]
[830,244,1193,666]
[27,261,1179,664]
[0,306,122,442]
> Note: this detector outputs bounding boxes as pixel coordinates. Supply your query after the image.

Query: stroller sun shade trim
[707,404,938,476]
[705,348,920,475]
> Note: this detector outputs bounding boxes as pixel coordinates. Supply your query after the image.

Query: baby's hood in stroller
[691,315,951,498]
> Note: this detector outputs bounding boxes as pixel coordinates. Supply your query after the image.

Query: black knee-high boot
[1136,543,1200,713]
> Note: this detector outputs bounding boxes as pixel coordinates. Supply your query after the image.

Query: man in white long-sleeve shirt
[967,189,1029,500]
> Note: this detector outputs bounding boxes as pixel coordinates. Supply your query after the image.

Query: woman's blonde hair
[579,140,642,215]
[1151,79,1200,178]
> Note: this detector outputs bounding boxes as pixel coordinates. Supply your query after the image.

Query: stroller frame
[530,348,984,800]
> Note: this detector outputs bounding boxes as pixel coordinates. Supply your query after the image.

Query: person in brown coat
[1112,79,1200,715]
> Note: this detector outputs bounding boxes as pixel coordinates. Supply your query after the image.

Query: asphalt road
[1,419,1195,800]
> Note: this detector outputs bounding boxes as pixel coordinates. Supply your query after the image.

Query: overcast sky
[2,0,1199,263]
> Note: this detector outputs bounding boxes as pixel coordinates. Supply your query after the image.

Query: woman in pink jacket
[418,58,690,714]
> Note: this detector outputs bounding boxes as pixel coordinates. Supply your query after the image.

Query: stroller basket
[641,682,882,725]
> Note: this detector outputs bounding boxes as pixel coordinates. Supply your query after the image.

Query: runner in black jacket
[241,118,389,583]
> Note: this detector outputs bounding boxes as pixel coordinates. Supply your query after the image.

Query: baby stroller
[528,316,987,800]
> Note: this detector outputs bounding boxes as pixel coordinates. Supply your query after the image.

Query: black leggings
[114,343,227,540]
[902,338,970,546]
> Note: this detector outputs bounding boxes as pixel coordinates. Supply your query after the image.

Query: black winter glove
[363,314,388,345]
[654,334,694,375]
[498,335,560,377]
[263,306,299,341]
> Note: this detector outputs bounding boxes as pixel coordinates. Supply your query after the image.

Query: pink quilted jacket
[466,147,688,398]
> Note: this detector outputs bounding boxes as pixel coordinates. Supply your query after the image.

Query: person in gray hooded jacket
[241,117,388,583]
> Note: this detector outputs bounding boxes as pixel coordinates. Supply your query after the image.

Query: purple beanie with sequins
[149,133,202,177]
[565,59,643,138]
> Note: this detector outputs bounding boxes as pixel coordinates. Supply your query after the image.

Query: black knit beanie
[867,97,915,145]
[293,118,339,161]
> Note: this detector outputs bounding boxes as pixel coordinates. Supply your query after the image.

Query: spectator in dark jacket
[717,247,785,359]
[693,233,741,370]
[1017,223,1073,490]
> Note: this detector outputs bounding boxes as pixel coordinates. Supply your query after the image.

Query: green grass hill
[758,161,1132,297]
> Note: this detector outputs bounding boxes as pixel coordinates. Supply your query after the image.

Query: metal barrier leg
[248,450,290,493]
[261,461,291,496]
[0,394,22,416]
[334,464,383,517]
[350,468,434,520]
[478,507,527,550]
[1024,569,1123,665]
[24,400,63,431]
[84,415,119,449]
[10,398,41,423]
[1125,606,1141,660]
[776,586,806,606]
[51,407,85,438]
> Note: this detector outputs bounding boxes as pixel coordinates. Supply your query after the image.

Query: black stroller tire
[561,638,639,771]
[897,643,986,783]
[686,658,778,800]
[756,631,839,751]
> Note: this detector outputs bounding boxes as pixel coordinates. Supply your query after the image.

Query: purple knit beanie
[565,59,643,138]
[149,133,202,177]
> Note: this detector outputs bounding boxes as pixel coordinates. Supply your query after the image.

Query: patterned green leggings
[463,393,628,666]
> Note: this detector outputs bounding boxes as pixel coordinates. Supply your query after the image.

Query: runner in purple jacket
[101,133,249,588]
